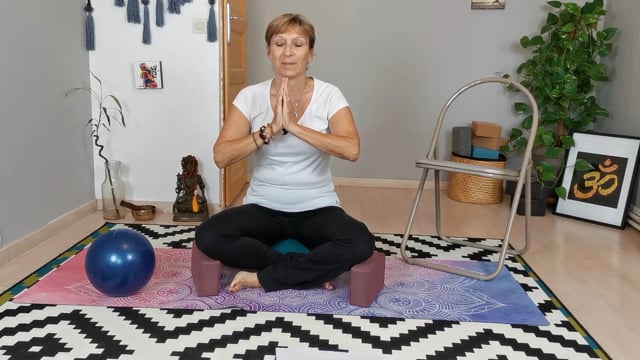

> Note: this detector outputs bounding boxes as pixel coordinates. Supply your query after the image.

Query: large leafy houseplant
[502,0,617,199]
[66,72,126,218]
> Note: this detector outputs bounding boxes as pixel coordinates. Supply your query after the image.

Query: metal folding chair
[400,77,539,280]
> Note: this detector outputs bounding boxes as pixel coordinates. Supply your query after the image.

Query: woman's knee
[352,234,375,261]
[194,214,230,255]
[345,223,375,263]
[194,220,215,252]
[194,206,245,249]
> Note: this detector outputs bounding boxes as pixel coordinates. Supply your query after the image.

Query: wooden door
[221,0,247,207]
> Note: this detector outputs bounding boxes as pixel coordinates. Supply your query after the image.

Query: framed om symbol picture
[555,132,640,228]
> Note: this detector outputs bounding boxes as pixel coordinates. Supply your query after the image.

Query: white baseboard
[627,205,640,231]
[1,179,427,266]
[246,174,436,189]
[98,200,222,216]
[0,200,97,267]
[333,177,442,189]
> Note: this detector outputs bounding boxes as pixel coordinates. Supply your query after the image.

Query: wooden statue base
[173,211,209,222]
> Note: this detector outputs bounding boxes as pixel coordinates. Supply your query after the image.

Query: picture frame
[555,132,640,229]
[471,0,506,10]
[133,61,163,89]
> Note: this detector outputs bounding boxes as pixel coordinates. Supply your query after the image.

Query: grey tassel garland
[156,0,165,27]
[127,0,141,23]
[85,1,95,51]
[115,0,125,6]
[142,0,151,44]
[168,0,180,14]
[207,0,217,43]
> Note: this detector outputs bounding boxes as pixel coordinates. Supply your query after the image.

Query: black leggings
[194,204,375,292]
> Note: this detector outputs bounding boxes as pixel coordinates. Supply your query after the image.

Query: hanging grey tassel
[156,0,165,27]
[207,0,217,43]
[85,0,95,51]
[142,0,151,44]
[127,0,141,23]
[115,0,125,6]
[168,0,180,14]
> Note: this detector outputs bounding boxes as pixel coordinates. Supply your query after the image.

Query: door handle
[226,1,240,46]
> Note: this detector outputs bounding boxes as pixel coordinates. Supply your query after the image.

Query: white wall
[89,1,221,205]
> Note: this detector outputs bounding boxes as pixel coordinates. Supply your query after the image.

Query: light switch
[192,18,207,34]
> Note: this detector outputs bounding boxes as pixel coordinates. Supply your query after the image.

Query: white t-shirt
[233,78,349,212]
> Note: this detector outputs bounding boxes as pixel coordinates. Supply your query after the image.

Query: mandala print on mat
[380,258,505,321]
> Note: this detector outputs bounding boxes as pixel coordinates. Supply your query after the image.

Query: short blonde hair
[265,13,316,49]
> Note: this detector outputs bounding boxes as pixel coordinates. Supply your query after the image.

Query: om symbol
[572,158,619,199]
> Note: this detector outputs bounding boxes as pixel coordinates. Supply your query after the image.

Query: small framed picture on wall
[555,132,640,229]
[471,0,506,9]
[133,61,163,89]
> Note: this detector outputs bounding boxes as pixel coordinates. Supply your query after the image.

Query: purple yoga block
[191,242,222,296]
[349,252,386,307]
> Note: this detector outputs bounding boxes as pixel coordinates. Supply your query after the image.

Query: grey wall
[599,0,640,136]
[0,1,92,247]
[247,0,554,180]
[598,0,640,203]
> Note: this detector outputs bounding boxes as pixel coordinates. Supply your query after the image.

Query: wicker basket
[447,153,506,204]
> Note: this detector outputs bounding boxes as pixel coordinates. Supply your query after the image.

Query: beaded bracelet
[251,131,260,150]
[259,125,270,145]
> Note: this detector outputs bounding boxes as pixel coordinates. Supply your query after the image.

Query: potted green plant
[66,72,127,219]
[501,0,617,199]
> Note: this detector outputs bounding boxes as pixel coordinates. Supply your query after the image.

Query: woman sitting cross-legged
[194,13,375,293]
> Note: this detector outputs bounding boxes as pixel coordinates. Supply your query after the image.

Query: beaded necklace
[290,79,307,120]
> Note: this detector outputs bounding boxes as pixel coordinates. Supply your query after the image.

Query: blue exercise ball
[85,228,156,297]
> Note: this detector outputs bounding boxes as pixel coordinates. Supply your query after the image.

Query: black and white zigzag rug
[0,223,609,360]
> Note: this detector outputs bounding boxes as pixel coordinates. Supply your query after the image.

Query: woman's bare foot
[229,272,334,292]
[322,281,334,291]
[229,271,262,292]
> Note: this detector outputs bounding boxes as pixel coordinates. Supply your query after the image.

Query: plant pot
[101,160,125,220]
[505,178,555,217]
[505,178,554,201]
[515,196,547,216]
[532,146,565,179]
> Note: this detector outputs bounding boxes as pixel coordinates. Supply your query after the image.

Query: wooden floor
[1,186,639,360]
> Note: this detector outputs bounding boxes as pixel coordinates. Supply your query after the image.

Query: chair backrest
[426,77,539,170]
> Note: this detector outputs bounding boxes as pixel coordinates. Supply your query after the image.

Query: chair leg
[349,252,385,307]
[400,167,533,281]
[191,241,222,296]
